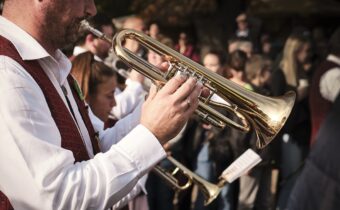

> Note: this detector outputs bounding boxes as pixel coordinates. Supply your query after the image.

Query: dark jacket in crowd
[287,93,340,210]
[270,67,311,146]
[309,58,339,144]
[181,115,234,177]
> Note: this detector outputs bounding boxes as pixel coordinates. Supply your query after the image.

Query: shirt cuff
[137,174,149,194]
[115,124,166,176]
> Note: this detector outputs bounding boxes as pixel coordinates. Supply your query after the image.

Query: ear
[85,34,95,44]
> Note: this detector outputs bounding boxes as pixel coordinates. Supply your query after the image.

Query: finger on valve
[172,77,198,102]
[159,74,187,95]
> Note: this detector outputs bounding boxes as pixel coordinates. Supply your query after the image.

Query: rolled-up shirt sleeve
[0,56,166,210]
[319,68,340,102]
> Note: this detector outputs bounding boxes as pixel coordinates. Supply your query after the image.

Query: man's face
[41,0,97,50]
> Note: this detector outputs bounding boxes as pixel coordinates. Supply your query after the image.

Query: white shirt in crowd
[0,16,166,210]
[320,54,340,102]
[113,79,145,119]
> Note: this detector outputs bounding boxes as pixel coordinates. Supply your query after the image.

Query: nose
[85,0,97,17]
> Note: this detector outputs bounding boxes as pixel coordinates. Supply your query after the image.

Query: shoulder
[0,56,47,110]
[0,56,41,91]
[320,67,340,82]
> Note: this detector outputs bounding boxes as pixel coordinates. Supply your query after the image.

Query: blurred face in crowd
[259,68,271,86]
[123,17,145,53]
[92,25,114,59]
[88,76,117,122]
[124,17,145,32]
[296,42,311,64]
[148,50,163,66]
[239,42,253,58]
[179,32,188,46]
[149,23,159,38]
[228,41,253,58]
[262,41,271,54]
[41,0,97,50]
[237,20,248,31]
[203,53,223,75]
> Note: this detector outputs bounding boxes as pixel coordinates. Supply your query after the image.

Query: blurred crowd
[63,11,340,210]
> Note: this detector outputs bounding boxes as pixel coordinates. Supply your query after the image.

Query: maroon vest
[309,58,340,145]
[0,36,100,209]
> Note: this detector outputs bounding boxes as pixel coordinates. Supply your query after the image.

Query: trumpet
[80,20,295,204]
[81,20,295,149]
[154,149,262,206]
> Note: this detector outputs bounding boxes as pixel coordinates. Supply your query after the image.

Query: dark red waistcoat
[309,58,340,145]
[0,36,100,210]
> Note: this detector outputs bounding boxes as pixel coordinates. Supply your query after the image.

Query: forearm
[0,124,165,210]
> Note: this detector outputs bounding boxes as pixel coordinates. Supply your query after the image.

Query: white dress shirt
[320,54,340,102]
[0,16,166,210]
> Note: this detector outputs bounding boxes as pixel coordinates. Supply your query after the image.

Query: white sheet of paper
[220,149,262,183]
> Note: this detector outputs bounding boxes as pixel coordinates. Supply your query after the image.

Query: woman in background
[71,51,117,124]
[270,34,313,210]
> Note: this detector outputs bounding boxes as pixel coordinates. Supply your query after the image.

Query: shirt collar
[0,16,50,60]
[0,16,72,85]
[327,54,340,66]
[73,46,88,56]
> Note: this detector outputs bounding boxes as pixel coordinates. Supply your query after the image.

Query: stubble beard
[41,3,83,51]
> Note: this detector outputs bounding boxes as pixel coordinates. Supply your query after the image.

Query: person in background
[107,16,150,121]
[73,13,114,61]
[71,52,149,210]
[234,13,260,53]
[246,55,272,95]
[270,34,313,210]
[309,27,340,145]
[235,13,250,39]
[71,52,116,124]
[148,22,160,39]
[236,55,276,210]
[188,50,236,210]
[228,37,253,59]
[287,92,340,210]
[226,50,252,90]
[260,34,276,61]
[122,16,147,56]
[175,32,200,63]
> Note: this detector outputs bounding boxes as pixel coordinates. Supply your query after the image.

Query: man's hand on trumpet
[141,62,208,145]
